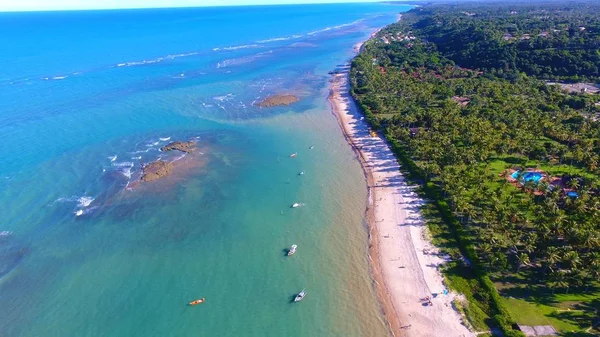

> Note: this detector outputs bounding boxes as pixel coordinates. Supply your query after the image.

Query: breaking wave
[77,196,95,208]
[213,44,261,51]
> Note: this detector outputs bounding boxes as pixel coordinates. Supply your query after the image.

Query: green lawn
[503,297,581,332]
[495,276,600,336]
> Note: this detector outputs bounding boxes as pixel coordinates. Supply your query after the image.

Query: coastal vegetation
[351,1,600,335]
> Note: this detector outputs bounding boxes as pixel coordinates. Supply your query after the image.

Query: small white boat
[289,153,297,158]
[291,203,300,208]
[299,171,305,175]
[294,289,306,302]
[288,244,297,256]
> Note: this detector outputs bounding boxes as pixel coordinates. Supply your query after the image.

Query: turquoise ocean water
[0,4,410,336]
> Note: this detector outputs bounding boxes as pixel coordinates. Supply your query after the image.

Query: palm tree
[548,270,569,295]
[516,252,531,272]
[568,177,580,190]
[563,251,581,269]
[545,246,561,273]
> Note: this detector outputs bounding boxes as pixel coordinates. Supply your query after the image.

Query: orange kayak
[189,298,205,306]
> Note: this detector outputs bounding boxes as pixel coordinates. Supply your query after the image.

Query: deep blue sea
[0,4,410,336]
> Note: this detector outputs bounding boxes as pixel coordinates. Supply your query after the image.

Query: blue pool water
[511,170,544,183]
[0,4,411,337]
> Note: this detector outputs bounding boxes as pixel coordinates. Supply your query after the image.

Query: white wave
[77,196,95,208]
[213,93,234,101]
[172,153,187,162]
[166,52,199,59]
[52,76,67,80]
[132,156,142,160]
[159,137,171,141]
[55,196,79,203]
[307,19,364,36]
[56,195,94,208]
[108,155,117,162]
[112,162,134,168]
[114,52,199,69]
[225,44,261,50]
[290,42,318,48]
[257,37,290,43]
[118,60,160,67]
[214,44,261,51]
[130,149,150,154]
[74,207,97,217]
[216,51,269,68]
[0,231,12,237]
[121,167,132,179]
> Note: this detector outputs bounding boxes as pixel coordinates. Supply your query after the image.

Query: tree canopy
[351,0,600,334]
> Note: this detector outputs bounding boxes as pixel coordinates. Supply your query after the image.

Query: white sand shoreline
[328,57,475,336]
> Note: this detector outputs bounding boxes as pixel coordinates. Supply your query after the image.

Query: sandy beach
[329,64,475,337]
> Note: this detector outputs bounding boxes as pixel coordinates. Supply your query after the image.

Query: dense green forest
[351,1,600,335]
[403,1,600,81]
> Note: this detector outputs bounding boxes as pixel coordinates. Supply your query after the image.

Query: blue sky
[0,0,380,12]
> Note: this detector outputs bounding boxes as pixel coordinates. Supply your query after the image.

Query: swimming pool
[567,191,579,198]
[511,170,544,183]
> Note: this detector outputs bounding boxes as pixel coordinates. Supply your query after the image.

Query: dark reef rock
[141,160,173,182]
[160,141,196,153]
[255,94,300,108]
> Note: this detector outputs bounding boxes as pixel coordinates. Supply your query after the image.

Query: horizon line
[0,0,416,13]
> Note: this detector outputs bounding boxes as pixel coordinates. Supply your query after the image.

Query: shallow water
[0,4,411,336]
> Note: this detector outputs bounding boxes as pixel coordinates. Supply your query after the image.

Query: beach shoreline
[328,47,474,337]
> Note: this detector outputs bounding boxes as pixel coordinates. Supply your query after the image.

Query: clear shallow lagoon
[0,4,410,336]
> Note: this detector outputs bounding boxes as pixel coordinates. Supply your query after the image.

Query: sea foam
[112,162,134,168]
[77,196,95,208]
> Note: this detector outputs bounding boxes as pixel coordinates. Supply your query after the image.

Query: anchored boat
[288,244,297,256]
[294,289,306,302]
[188,298,205,306]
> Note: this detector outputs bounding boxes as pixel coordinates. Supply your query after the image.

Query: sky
[0,0,381,12]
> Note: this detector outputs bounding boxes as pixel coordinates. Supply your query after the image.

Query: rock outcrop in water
[141,160,173,182]
[160,141,196,153]
[255,94,300,108]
